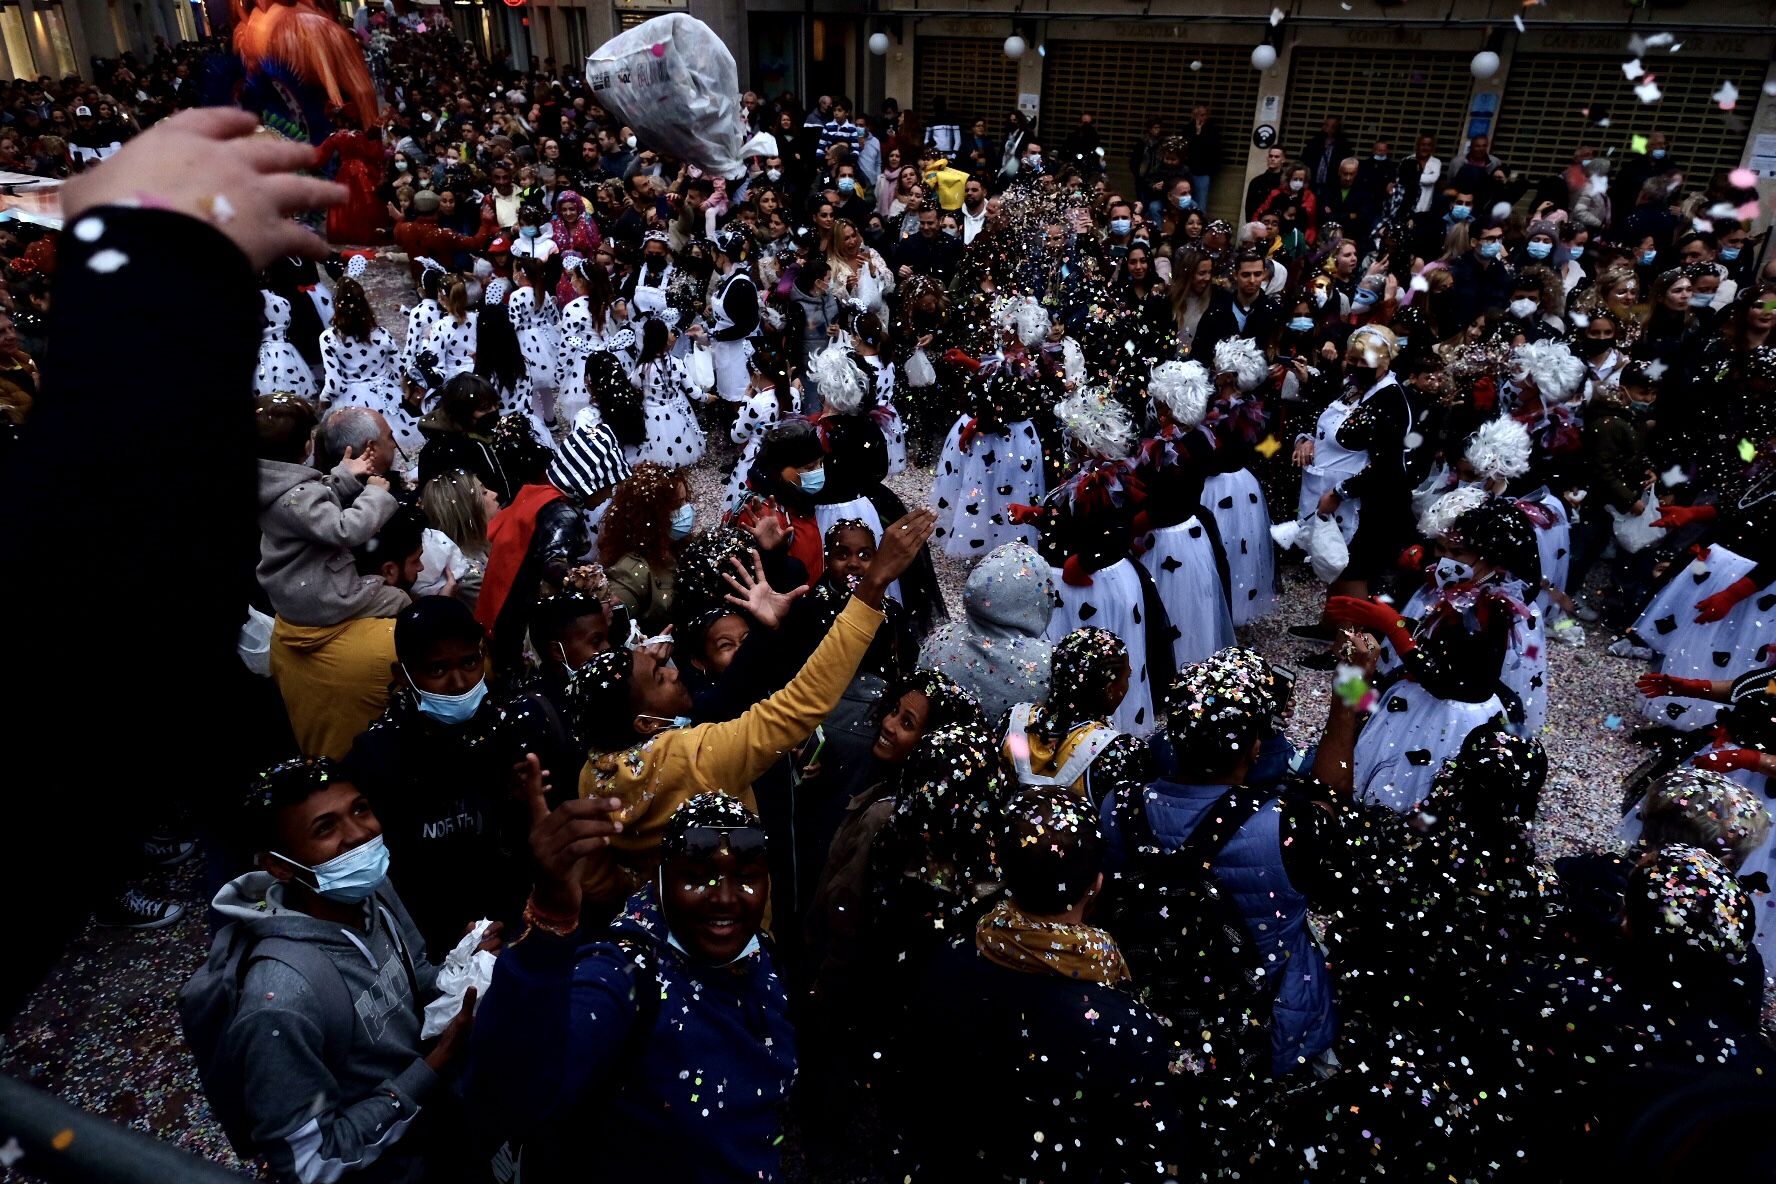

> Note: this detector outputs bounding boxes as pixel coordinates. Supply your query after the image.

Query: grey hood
[918,542,1055,732]
[962,541,1055,639]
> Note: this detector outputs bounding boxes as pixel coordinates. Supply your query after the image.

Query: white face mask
[1508,298,1538,319]
[1434,557,1475,588]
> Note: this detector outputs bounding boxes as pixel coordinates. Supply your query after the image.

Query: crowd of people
[10,9,1776,1184]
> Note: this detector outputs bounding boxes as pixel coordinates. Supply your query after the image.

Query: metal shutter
[1497,53,1761,185]
[1041,39,1263,194]
[1280,47,1473,163]
[913,37,1020,130]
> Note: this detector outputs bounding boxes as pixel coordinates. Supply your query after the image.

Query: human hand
[1693,748,1768,775]
[365,475,391,492]
[1636,672,1710,699]
[339,445,376,478]
[60,107,345,270]
[858,507,937,605]
[723,548,808,630]
[423,986,476,1074]
[1317,489,1342,516]
[737,500,790,553]
[523,752,624,918]
[1292,439,1314,467]
[1695,579,1755,623]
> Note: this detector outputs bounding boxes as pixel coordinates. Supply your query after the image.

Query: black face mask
[1346,364,1376,387]
[1574,336,1614,358]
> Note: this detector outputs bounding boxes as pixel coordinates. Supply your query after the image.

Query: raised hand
[522,752,623,918]
[723,548,807,630]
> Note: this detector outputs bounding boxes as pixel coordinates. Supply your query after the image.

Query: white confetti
[1714,80,1739,110]
[1513,13,1524,32]
[1269,6,1284,24]
[1621,58,1644,80]
[1669,41,1682,53]
[1766,80,1776,97]
[1491,201,1512,222]
[1635,79,1662,104]
[1707,202,1740,220]
[0,1139,20,1168]
[1410,274,1430,293]
[87,248,128,273]
[72,216,104,242]
[1190,60,1202,70]
[1644,32,1674,48]
[1643,359,1669,381]
[1661,466,1688,488]
[210,193,236,224]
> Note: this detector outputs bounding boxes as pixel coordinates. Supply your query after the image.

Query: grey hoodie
[210,872,441,1184]
[917,541,1056,731]
[257,459,410,627]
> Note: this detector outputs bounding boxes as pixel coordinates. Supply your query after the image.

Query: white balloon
[867,32,890,55]
[1470,50,1500,80]
[1004,34,1027,59]
[1251,43,1277,70]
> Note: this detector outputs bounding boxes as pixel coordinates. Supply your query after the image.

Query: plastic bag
[1609,486,1665,553]
[413,528,469,598]
[238,605,273,678]
[686,343,716,392]
[586,14,778,179]
[421,918,497,1039]
[1269,514,1349,583]
[905,346,936,388]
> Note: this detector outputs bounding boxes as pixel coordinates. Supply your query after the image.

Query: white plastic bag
[1304,513,1351,583]
[686,343,716,392]
[421,918,498,1040]
[238,605,274,678]
[905,346,936,388]
[413,528,469,598]
[1609,486,1665,553]
[586,14,778,179]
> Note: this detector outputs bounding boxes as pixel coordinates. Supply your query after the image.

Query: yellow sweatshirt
[922,158,969,211]
[578,596,885,905]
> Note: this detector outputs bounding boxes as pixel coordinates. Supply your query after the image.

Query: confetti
[1714,80,1739,110]
[1621,58,1644,80]
[1730,168,1758,189]
[1634,79,1662,103]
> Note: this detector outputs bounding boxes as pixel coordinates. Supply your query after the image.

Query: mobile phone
[1268,663,1298,735]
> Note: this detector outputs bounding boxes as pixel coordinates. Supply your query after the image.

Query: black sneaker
[1288,622,1338,643]
[95,889,186,930]
[1297,650,1337,671]
[143,836,199,867]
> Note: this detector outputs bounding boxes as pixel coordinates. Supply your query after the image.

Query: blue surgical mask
[1721,245,1742,262]
[1372,153,1388,162]
[520,226,539,239]
[640,713,695,731]
[1526,240,1552,259]
[1640,249,1658,266]
[1479,240,1503,259]
[837,177,856,193]
[1651,148,1666,160]
[1692,292,1715,308]
[798,466,826,494]
[1287,316,1315,332]
[1450,204,1471,222]
[1109,217,1132,236]
[275,835,391,903]
[1570,244,1585,259]
[404,666,489,724]
[1177,195,1195,209]
[670,502,696,539]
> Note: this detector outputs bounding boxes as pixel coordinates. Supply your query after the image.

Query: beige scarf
[975,898,1130,985]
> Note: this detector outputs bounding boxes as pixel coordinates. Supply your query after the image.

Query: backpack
[1003,703,1121,797]
[1107,783,1275,1085]
[178,921,354,1159]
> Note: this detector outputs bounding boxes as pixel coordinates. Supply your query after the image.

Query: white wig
[1213,337,1268,392]
[1056,389,1136,460]
[1511,338,1586,405]
[1149,360,1212,429]
[1060,336,1086,388]
[1463,416,1532,484]
[994,295,1052,349]
[808,345,868,415]
[1418,485,1489,542]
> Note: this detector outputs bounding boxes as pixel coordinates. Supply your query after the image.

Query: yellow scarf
[975,898,1130,985]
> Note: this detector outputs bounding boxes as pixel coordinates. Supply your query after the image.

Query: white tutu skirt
[816,496,900,603]
[1354,682,1504,813]
[332,376,401,414]
[517,327,560,395]
[1138,517,1234,670]
[1636,546,1776,731]
[931,415,1045,559]
[1202,468,1276,625]
[1501,608,1549,737]
[1046,558,1159,736]
[1523,486,1571,595]
[724,437,762,515]
[254,341,315,399]
[633,395,707,469]
[1295,469,1361,545]
[882,404,909,477]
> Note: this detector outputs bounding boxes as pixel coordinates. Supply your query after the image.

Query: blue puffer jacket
[1100,780,1337,1075]
[468,885,797,1182]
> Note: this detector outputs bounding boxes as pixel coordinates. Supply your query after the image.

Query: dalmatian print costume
[632,351,707,468]
[254,291,317,401]
[319,324,401,412]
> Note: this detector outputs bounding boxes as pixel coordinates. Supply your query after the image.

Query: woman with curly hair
[599,461,693,634]
[318,271,400,414]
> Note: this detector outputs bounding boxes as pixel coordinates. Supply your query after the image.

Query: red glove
[1325,595,1415,654]
[1061,553,1093,588]
[1636,672,1711,699]
[1397,543,1425,572]
[1694,577,1757,624]
[1693,748,1768,775]
[942,347,981,373]
[1005,502,1043,527]
[1652,503,1718,529]
[956,416,981,454]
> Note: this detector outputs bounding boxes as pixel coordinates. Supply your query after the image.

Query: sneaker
[1572,598,1602,623]
[1297,650,1337,671]
[1287,622,1338,643]
[1607,636,1655,661]
[142,836,199,867]
[95,889,185,930]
